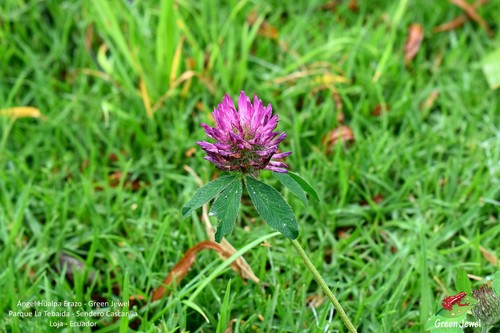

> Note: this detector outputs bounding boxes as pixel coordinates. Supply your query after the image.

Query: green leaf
[493,271,500,297]
[482,47,500,90]
[430,326,463,333]
[438,295,477,318]
[182,175,238,218]
[425,313,466,331]
[245,176,299,240]
[425,315,440,330]
[210,179,242,243]
[287,172,319,202]
[455,269,472,294]
[273,172,308,207]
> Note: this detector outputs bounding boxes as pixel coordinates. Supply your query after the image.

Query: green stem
[480,325,489,333]
[290,239,357,333]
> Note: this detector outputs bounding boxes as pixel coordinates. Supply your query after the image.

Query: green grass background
[0,0,499,332]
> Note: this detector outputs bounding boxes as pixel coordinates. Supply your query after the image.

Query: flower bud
[472,285,500,325]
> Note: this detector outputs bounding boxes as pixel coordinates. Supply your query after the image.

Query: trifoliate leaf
[287,172,319,202]
[245,176,298,240]
[182,175,238,218]
[273,172,308,207]
[210,179,242,243]
[455,269,472,294]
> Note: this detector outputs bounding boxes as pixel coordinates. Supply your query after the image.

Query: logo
[426,270,500,331]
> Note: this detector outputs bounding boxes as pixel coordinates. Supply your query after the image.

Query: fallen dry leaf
[108,152,119,162]
[247,11,279,40]
[94,171,144,191]
[360,194,385,206]
[108,171,125,187]
[25,265,36,279]
[336,226,352,239]
[70,68,121,88]
[332,91,344,123]
[84,24,94,53]
[185,147,196,157]
[371,103,390,116]
[320,1,337,11]
[223,319,244,333]
[258,22,279,39]
[93,242,238,328]
[439,178,447,187]
[90,237,254,329]
[306,295,325,308]
[480,246,498,266]
[196,100,204,111]
[322,125,355,154]
[348,0,359,12]
[186,57,196,69]
[433,15,468,33]
[421,90,440,111]
[336,111,345,124]
[379,229,398,254]
[0,107,46,120]
[81,152,121,173]
[109,171,143,191]
[151,241,229,301]
[449,0,493,36]
[404,24,424,65]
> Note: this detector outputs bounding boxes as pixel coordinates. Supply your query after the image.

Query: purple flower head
[197,91,291,173]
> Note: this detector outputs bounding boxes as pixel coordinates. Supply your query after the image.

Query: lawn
[0,0,499,332]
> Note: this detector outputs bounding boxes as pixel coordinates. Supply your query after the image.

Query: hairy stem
[290,239,358,333]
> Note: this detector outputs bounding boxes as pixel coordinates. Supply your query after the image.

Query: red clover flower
[184,91,357,333]
[197,91,291,173]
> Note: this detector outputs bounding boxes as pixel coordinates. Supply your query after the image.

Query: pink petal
[238,91,252,128]
[273,151,292,159]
